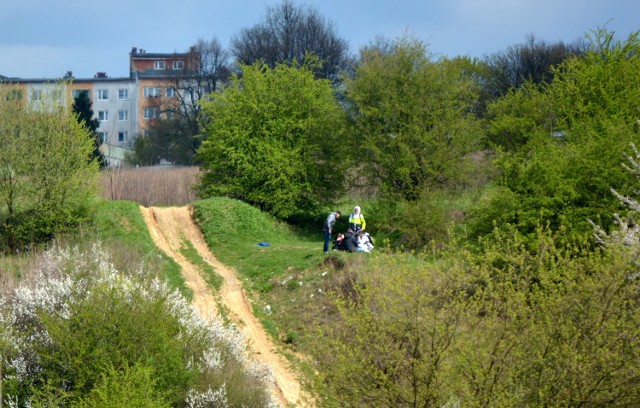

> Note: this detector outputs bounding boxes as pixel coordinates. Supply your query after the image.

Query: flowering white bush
[186,385,228,407]
[0,243,275,407]
[592,143,640,252]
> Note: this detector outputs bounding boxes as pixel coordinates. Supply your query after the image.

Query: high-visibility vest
[349,213,366,231]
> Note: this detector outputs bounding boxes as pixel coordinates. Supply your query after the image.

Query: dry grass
[0,250,45,298]
[100,165,200,207]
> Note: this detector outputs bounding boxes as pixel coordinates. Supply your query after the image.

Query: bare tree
[230,0,350,80]
[164,37,231,135]
[135,38,231,165]
[482,34,587,99]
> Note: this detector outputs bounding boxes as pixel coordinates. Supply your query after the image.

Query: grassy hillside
[5,192,638,406]
[193,197,640,407]
[89,199,189,298]
[192,197,376,348]
[193,197,329,291]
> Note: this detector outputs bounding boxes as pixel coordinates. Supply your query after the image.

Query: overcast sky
[1,0,638,79]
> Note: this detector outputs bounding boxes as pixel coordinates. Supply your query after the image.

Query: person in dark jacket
[343,228,358,252]
[323,210,341,253]
[332,233,346,251]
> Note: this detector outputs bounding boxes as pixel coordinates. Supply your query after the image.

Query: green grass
[88,199,191,299]
[178,236,223,290]
[193,197,328,291]
[192,197,382,354]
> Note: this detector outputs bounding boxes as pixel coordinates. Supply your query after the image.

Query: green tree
[196,59,347,219]
[72,90,106,167]
[473,28,640,241]
[345,36,484,200]
[128,118,198,165]
[0,83,99,251]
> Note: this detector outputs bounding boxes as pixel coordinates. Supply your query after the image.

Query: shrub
[0,83,99,252]
[76,363,170,408]
[0,244,273,407]
[311,226,640,406]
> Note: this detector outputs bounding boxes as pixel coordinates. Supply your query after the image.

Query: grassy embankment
[191,197,381,352]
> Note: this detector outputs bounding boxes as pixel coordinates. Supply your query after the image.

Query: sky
[1,0,639,79]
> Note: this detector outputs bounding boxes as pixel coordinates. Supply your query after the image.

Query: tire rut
[140,205,312,407]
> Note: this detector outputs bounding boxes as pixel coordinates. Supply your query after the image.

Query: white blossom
[0,243,274,405]
[186,385,228,408]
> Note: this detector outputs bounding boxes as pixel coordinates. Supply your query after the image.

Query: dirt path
[140,206,312,407]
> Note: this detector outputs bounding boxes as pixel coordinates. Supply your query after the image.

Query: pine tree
[72,90,106,167]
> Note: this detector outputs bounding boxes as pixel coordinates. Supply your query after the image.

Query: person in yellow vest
[348,206,366,233]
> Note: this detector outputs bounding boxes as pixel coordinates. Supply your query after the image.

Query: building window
[118,110,128,121]
[31,90,42,101]
[166,87,176,97]
[118,131,128,142]
[118,89,128,100]
[154,61,166,70]
[97,89,109,100]
[98,111,108,121]
[97,132,105,143]
[72,89,88,98]
[144,87,162,98]
[143,107,160,119]
[173,60,184,70]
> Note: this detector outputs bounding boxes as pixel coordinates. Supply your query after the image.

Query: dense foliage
[311,225,640,406]
[0,244,273,407]
[345,36,485,200]
[472,29,640,242]
[0,84,99,251]
[196,59,347,219]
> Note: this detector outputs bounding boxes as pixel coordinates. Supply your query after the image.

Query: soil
[140,205,313,407]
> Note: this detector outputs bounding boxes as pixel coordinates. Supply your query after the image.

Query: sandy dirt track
[140,205,312,407]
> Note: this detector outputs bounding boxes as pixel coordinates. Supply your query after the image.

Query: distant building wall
[0,47,200,167]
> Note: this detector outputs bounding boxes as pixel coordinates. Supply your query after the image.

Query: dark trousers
[323,230,332,253]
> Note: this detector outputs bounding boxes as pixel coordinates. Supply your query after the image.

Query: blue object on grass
[257,241,270,247]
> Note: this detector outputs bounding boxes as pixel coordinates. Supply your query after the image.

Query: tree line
[129,0,586,170]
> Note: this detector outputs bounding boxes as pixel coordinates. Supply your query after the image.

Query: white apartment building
[1,47,200,166]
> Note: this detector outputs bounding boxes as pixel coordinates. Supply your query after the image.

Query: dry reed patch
[100,165,199,206]
[0,250,46,297]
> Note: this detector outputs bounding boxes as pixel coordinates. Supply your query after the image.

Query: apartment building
[0,47,200,166]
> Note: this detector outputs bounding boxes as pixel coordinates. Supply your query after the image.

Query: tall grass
[100,165,199,206]
[0,250,45,298]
